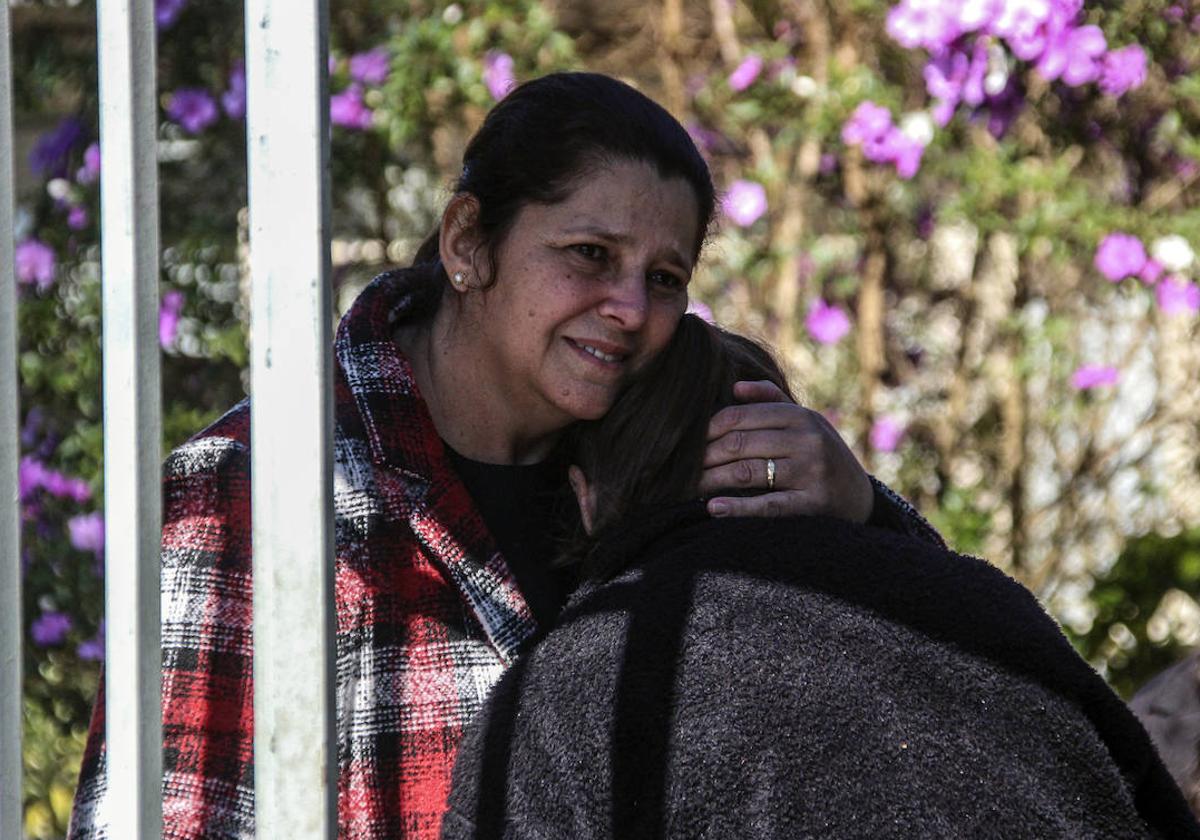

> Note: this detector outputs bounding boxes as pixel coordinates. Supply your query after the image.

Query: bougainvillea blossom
[29,117,84,178]
[16,239,56,291]
[159,290,186,348]
[68,512,106,559]
[483,51,516,101]
[330,85,373,130]
[1093,232,1147,281]
[728,54,764,92]
[842,101,893,145]
[1156,276,1200,316]
[1138,259,1164,285]
[806,299,852,345]
[1070,364,1120,390]
[222,62,246,120]
[721,179,768,227]
[155,0,187,29]
[67,206,89,231]
[77,142,101,184]
[349,47,391,86]
[1099,45,1147,96]
[30,611,72,647]
[870,416,906,452]
[167,88,219,134]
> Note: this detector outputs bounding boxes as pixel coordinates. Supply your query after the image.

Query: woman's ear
[438,193,485,288]
[568,465,596,535]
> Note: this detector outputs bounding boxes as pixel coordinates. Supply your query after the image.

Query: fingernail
[709,500,729,517]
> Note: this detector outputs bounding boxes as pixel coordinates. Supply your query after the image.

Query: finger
[707,490,814,519]
[702,428,803,469]
[707,401,816,440]
[732,379,793,404]
[698,456,797,495]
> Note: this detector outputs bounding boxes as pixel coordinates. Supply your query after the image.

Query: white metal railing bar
[0,2,23,838]
[97,0,163,837]
[245,0,337,835]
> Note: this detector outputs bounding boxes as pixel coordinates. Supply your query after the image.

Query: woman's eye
[650,271,685,292]
[570,243,606,261]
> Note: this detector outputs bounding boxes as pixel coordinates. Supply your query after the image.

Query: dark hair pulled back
[412,72,716,291]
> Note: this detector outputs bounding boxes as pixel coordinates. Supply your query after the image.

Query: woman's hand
[699,381,874,521]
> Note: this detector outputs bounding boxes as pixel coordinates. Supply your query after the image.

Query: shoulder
[164,398,251,481]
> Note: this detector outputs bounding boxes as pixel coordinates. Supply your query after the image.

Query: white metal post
[244,0,337,836]
[0,2,22,838]
[97,0,163,837]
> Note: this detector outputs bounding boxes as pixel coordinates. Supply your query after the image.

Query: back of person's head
[565,314,792,573]
[412,72,715,292]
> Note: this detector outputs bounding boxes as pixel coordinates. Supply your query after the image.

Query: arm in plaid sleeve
[865,475,948,550]
[68,406,256,840]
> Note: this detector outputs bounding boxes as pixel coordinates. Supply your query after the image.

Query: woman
[68,73,942,840]
[442,316,1199,839]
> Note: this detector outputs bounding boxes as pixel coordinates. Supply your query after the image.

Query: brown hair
[563,314,793,576]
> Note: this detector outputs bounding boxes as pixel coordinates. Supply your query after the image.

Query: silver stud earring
[451,270,468,291]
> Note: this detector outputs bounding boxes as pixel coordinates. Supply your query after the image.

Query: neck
[397,298,568,465]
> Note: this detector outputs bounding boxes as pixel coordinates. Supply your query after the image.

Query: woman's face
[469,158,700,428]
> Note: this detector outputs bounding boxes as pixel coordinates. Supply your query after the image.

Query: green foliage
[1069,529,1200,699]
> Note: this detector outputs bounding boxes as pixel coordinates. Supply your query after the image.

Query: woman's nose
[597,272,649,331]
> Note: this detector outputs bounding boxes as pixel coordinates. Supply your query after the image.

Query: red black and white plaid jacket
[68,269,944,839]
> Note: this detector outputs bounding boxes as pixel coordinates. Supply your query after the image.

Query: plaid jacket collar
[334,269,536,662]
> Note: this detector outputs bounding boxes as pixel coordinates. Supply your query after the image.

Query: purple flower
[30,611,72,647]
[156,0,187,29]
[925,50,970,126]
[20,408,44,449]
[1094,232,1147,281]
[886,0,959,50]
[1099,45,1147,97]
[16,239,56,291]
[167,89,219,134]
[330,85,373,130]
[960,37,991,107]
[1038,25,1107,86]
[1071,364,1120,390]
[67,206,89,230]
[728,54,764,92]
[29,117,85,178]
[806,299,851,345]
[984,79,1025,138]
[842,101,893,146]
[864,127,926,179]
[18,456,48,502]
[77,142,101,184]
[67,477,92,503]
[349,47,390,86]
[69,512,106,559]
[77,637,105,661]
[721,179,768,227]
[222,62,246,120]
[869,416,905,453]
[77,620,106,661]
[1156,276,1200,316]
[159,290,185,348]
[483,51,516,101]
[1139,258,1164,285]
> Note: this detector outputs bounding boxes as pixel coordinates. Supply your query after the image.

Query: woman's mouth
[566,338,628,367]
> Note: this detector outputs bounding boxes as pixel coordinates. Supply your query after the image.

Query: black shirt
[443,443,579,628]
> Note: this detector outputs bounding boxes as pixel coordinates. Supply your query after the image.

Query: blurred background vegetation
[11,0,1200,835]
